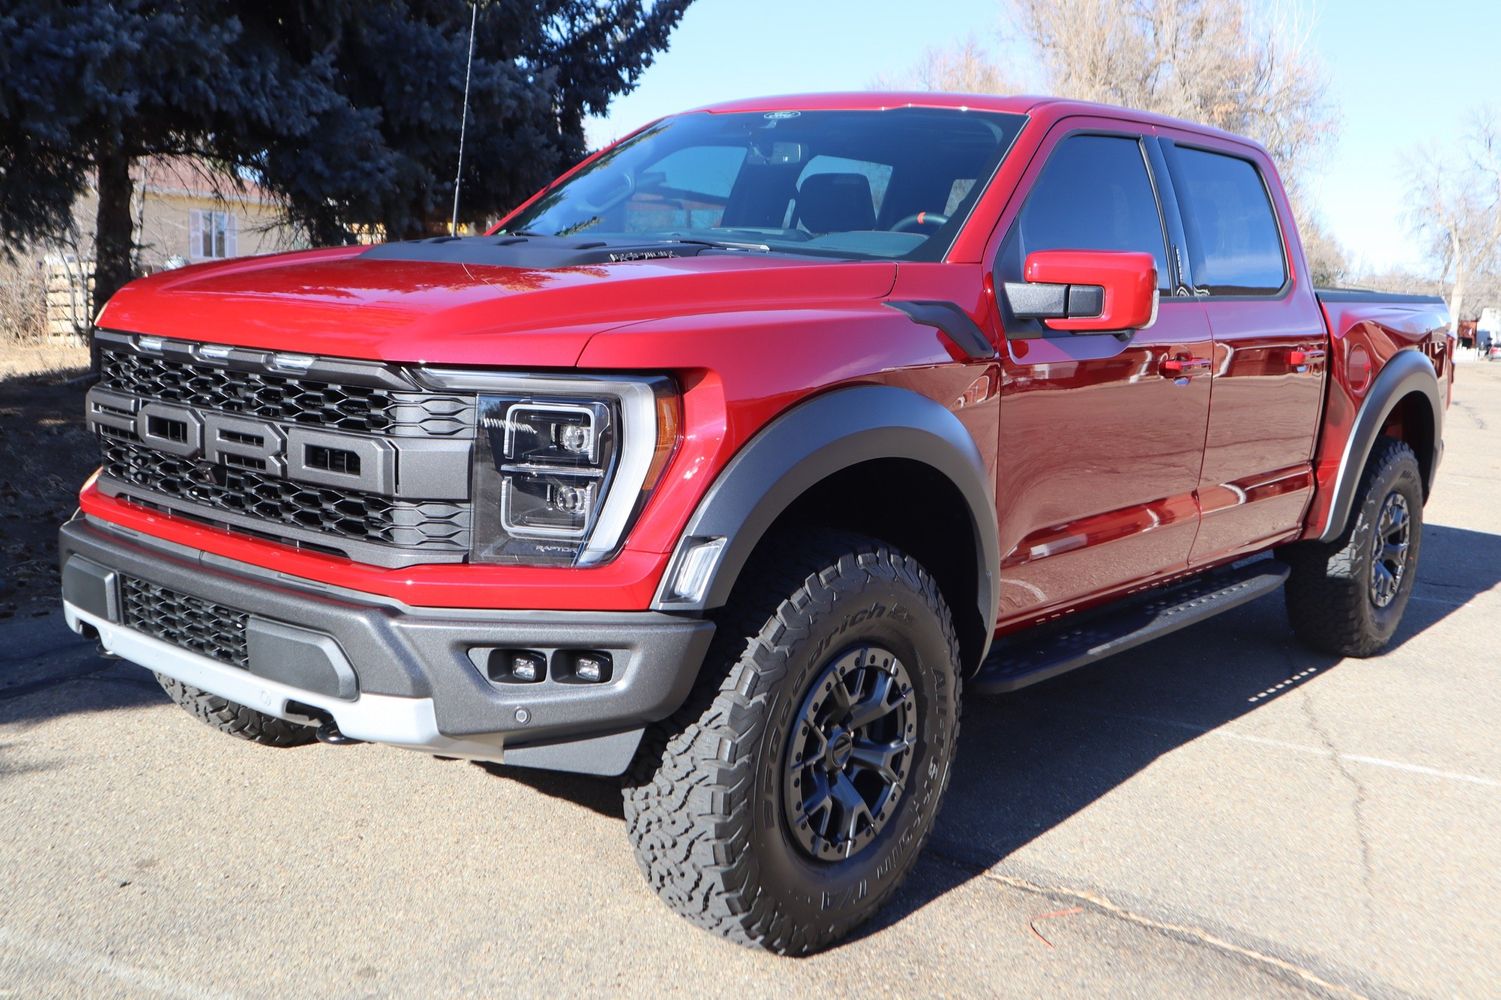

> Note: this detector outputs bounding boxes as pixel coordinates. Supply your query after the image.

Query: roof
[135,156,277,207]
[682,92,1262,151]
[688,91,1051,115]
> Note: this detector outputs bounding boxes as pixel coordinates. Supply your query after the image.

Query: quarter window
[1009,135,1171,291]
[1168,146,1286,295]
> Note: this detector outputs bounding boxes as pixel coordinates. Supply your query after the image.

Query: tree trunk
[1447,231,1465,340]
[92,149,137,349]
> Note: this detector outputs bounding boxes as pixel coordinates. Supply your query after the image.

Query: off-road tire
[1282,437,1423,656]
[153,673,318,747]
[622,530,962,954]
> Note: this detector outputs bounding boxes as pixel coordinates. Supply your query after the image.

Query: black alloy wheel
[1368,490,1411,609]
[783,645,917,862]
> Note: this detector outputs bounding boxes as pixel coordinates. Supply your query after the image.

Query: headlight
[419,370,679,566]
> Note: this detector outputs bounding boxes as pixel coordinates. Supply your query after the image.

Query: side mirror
[1003,250,1158,333]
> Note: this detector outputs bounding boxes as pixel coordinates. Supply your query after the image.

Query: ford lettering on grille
[87,389,396,494]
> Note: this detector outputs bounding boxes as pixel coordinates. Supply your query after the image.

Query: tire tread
[153,673,318,747]
[622,529,961,954]
[1283,437,1422,657]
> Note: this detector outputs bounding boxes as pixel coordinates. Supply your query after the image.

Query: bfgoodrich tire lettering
[1283,437,1424,657]
[153,673,318,747]
[622,531,961,954]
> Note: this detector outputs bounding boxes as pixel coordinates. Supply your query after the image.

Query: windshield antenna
[450,2,478,237]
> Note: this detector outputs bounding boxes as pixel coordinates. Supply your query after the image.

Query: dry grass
[1,253,90,378]
[0,255,48,341]
[0,339,91,378]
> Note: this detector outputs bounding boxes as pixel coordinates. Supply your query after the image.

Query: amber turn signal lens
[641,390,681,493]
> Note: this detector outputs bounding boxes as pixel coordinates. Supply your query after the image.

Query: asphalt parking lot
[2,359,1498,999]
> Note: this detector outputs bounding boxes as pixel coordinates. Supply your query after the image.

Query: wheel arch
[1318,348,1443,543]
[652,385,1000,671]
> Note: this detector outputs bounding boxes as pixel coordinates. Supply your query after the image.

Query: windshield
[500,108,1026,261]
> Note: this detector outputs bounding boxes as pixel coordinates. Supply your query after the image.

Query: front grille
[122,576,249,669]
[90,332,477,564]
[103,440,470,551]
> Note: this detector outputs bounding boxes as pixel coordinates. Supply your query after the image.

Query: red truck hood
[98,245,898,367]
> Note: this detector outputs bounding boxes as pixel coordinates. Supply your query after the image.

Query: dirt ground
[0,340,95,620]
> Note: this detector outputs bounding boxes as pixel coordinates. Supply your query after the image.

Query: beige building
[34,157,308,336]
[131,157,307,269]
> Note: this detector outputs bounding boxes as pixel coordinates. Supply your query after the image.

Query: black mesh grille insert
[99,348,397,433]
[103,440,470,551]
[97,347,477,438]
[121,576,250,669]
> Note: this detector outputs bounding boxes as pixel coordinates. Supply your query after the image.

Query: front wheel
[1283,437,1424,656]
[622,531,962,954]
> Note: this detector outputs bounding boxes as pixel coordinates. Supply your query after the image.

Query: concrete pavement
[2,362,1498,998]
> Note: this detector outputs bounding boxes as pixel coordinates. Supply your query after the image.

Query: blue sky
[586,0,1501,276]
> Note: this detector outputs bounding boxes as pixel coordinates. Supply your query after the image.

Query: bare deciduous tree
[888,35,1019,95]
[1014,0,1332,179]
[1406,111,1501,329]
[886,0,1348,279]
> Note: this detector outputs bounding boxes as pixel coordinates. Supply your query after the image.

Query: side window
[1010,135,1171,291]
[1168,146,1286,295]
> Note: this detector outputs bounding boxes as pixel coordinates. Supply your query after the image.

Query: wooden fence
[44,259,93,338]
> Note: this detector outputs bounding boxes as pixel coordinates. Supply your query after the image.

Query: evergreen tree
[0,0,693,321]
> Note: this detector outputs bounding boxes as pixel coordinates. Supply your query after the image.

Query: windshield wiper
[662,237,771,253]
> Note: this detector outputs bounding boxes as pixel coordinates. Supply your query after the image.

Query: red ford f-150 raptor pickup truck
[60,93,1452,953]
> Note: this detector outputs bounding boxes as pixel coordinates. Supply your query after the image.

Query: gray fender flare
[1318,348,1443,542]
[652,385,1000,648]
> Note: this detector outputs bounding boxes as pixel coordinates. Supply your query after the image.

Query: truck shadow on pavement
[469,520,1501,944]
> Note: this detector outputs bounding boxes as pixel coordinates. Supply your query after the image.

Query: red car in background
[60,93,1450,952]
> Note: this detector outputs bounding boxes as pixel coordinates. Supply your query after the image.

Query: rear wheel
[153,673,318,747]
[1283,437,1423,656]
[622,531,962,954]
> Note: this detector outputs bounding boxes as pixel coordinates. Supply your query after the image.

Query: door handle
[1289,348,1326,366]
[1160,355,1211,376]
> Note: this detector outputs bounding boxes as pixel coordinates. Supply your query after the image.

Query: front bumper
[59,516,715,775]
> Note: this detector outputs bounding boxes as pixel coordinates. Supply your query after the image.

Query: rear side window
[1169,146,1287,295]
[1008,135,1171,291]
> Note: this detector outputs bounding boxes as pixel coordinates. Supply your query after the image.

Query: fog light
[490,649,545,684]
[571,651,612,684]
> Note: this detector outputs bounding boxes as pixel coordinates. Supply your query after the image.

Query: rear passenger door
[1159,139,1328,564]
[992,126,1214,624]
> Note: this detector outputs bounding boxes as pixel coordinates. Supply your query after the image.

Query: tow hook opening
[287,700,364,746]
[316,724,363,746]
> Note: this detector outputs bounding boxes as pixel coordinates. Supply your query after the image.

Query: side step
[972,560,1290,695]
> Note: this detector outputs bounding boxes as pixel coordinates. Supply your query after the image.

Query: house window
[190,210,236,259]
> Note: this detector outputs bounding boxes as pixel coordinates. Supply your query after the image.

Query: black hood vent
[361,234,715,269]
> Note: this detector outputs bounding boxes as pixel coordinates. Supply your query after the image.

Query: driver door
[992,126,1214,625]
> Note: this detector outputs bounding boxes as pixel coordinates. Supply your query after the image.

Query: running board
[973,561,1291,695]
